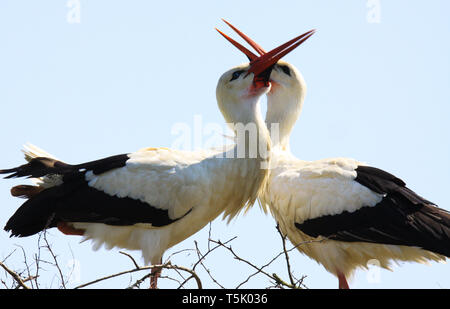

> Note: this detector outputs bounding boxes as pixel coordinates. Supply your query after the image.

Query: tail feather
[22,143,58,162]
[20,143,62,187]
[1,156,73,236]
[0,157,71,179]
[2,152,130,237]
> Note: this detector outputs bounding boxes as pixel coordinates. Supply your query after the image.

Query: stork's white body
[74,146,266,264]
[259,61,448,285]
[262,149,444,278]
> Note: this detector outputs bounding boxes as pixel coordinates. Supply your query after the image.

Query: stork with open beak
[219,20,450,289]
[0,28,313,289]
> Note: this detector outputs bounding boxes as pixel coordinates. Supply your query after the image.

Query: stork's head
[269,60,306,101]
[216,63,271,126]
[217,20,314,149]
[216,26,312,127]
[266,60,307,148]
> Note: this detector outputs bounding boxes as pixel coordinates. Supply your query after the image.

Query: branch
[276,225,296,286]
[208,239,277,287]
[74,262,202,289]
[193,240,225,289]
[42,231,66,289]
[0,261,31,289]
[119,251,140,269]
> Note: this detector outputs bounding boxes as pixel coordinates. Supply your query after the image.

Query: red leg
[337,272,350,289]
[150,258,162,289]
[150,268,161,289]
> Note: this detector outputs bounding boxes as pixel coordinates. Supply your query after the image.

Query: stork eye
[230,70,245,81]
[279,65,291,76]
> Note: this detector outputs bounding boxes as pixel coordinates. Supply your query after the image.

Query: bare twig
[208,226,324,289]
[74,262,202,289]
[208,239,276,286]
[0,261,30,289]
[127,272,153,289]
[1,222,315,289]
[276,225,295,286]
[42,231,66,289]
[15,244,36,289]
[33,238,41,289]
[190,235,239,289]
[1,248,17,264]
[119,251,140,269]
[193,240,225,289]
[164,248,196,264]
[193,236,237,271]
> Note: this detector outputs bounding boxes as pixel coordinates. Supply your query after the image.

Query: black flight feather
[2,155,190,237]
[295,165,450,257]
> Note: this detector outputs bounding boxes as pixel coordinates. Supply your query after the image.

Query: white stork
[219,20,450,289]
[0,30,313,288]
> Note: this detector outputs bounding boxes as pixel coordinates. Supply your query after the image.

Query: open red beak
[216,19,315,84]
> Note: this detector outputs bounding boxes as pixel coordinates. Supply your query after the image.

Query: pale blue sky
[0,1,449,289]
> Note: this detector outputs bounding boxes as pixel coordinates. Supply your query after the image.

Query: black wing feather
[2,155,189,237]
[295,165,450,257]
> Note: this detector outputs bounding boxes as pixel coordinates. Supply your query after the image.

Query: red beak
[215,27,258,61]
[221,19,266,56]
[216,20,315,83]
